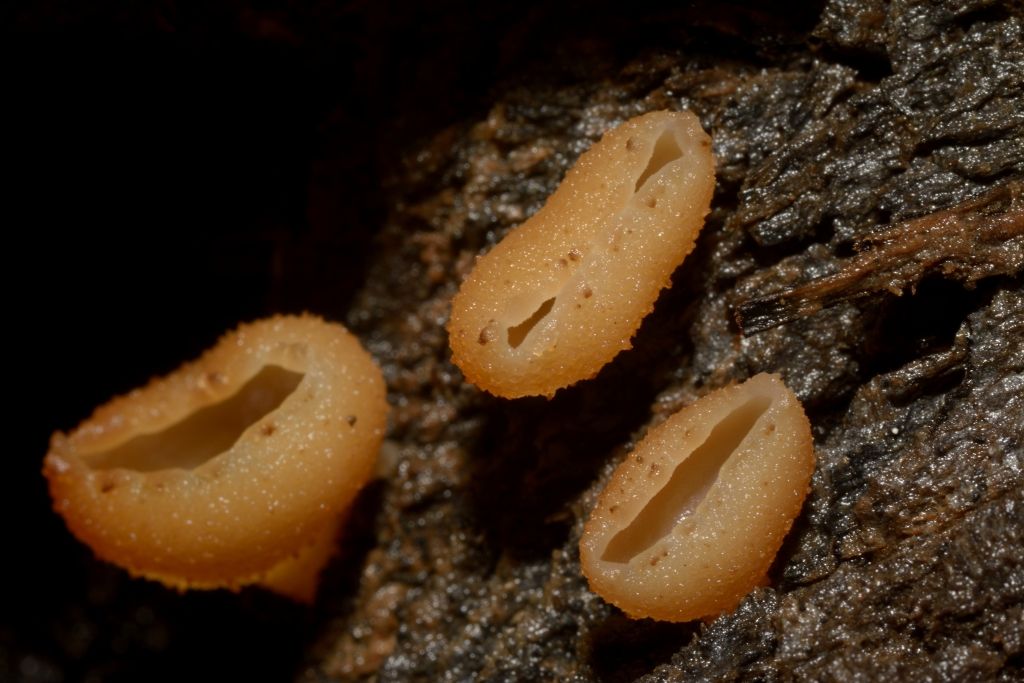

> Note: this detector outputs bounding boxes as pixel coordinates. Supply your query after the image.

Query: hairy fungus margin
[43,315,388,600]
[448,110,715,398]
[580,373,814,622]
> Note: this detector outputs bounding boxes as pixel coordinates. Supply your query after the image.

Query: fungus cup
[43,315,388,601]
[580,373,814,622]
[448,110,715,398]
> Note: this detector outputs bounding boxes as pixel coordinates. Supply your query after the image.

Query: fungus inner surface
[602,395,772,563]
[634,129,683,192]
[85,365,305,472]
[507,297,556,349]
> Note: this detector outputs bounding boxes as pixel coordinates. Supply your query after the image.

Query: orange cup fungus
[43,315,388,602]
[580,373,815,622]
[448,110,716,398]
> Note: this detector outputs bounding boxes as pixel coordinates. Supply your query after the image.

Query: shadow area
[586,613,699,683]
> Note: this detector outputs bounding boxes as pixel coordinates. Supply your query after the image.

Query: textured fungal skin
[258,514,345,602]
[43,315,387,596]
[580,374,814,622]
[448,110,715,397]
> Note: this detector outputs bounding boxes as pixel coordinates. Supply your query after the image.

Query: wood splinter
[736,181,1024,335]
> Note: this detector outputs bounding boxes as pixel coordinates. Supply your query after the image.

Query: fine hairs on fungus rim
[43,315,388,602]
[449,110,715,398]
[580,373,815,622]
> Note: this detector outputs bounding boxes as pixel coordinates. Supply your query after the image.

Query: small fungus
[43,315,388,601]
[448,110,715,397]
[579,373,814,622]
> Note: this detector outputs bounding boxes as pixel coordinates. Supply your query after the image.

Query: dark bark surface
[5,1,1022,682]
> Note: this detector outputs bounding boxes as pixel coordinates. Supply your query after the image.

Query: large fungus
[43,315,388,601]
[448,110,715,398]
[580,373,814,622]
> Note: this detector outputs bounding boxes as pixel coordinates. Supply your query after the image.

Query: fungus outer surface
[448,110,715,398]
[579,373,815,622]
[43,315,388,599]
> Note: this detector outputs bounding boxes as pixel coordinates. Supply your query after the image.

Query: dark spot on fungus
[261,423,276,437]
[479,321,498,345]
[346,415,358,427]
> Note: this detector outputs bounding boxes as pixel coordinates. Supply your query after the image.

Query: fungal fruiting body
[448,110,715,398]
[579,373,814,622]
[43,315,388,601]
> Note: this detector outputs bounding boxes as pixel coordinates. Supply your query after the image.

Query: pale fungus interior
[507,296,556,349]
[601,395,772,563]
[85,365,305,473]
[633,129,684,192]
